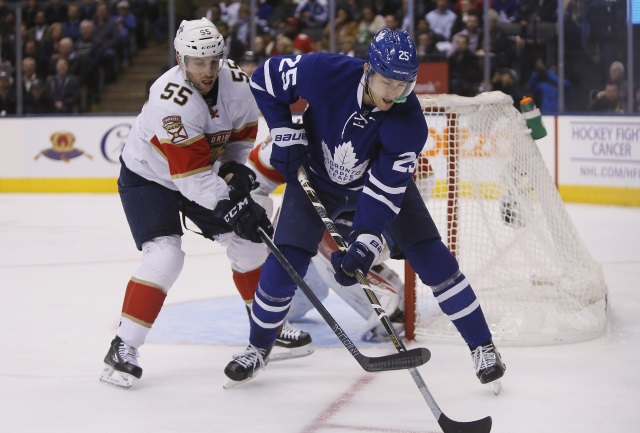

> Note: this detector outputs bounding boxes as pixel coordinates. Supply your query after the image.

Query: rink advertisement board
[1,114,639,206]
[557,116,640,206]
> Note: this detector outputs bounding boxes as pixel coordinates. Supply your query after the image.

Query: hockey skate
[100,336,142,389]
[223,344,271,389]
[471,339,506,395]
[271,321,314,361]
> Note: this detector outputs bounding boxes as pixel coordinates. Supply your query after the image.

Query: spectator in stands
[295,0,328,29]
[21,57,42,95]
[79,0,97,21]
[216,20,245,63]
[62,3,82,41]
[454,0,484,15]
[206,4,223,26]
[417,32,446,62]
[252,34,269,64]
[283,17,313,54]
[357,5,385,45]
[1,10,17,67]
[93,2,120,84]
[45,57,81,113]
[233,4,251,49]
[48,37,81,77]
[44,0,68,25]
[0,67,16,115]
[607,61,627,104]
[475,8,509,71]
[528,59,570,113]
[321,6,358,52]
[449,13,481,56]
[23,39,48,79]
[270,0,297,30]
[27,9,48,44]
[24,78,49,114]
[491,67,523,107]
[23,0,40,29]
[239,50,259,77]
[269,33,294,56]
[384,14,400,31]
[40,22,65,68]
[111,0,137,68]
[449,34,480,96]
[588,81,623,113]
[338,35,357,57]
[426,0,457,41]
[451,0,477,36]
[492,0,519,23]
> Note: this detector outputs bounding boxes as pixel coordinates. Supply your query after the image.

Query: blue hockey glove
[270,124,308,183]
[218,161,258,195]
[331,233,383,286]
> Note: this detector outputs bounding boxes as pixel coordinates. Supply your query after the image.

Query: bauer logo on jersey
[162,115,189,144]
[322,140,369,185]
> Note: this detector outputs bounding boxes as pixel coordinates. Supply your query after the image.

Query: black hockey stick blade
[357,347,430,372]
[258,228,430,372]
[438,413,492,433]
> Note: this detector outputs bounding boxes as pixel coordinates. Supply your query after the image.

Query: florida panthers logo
[162,115,189,144]
[322,140,369,185]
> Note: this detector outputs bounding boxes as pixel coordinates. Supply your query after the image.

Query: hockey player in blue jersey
[224,28,506,388]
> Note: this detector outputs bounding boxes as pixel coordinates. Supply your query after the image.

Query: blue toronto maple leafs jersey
[250,53,428,236]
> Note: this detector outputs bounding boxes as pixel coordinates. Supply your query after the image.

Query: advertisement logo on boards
[34,131,92,162]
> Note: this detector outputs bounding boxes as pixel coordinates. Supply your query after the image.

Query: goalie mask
[366,28,419,103]
[174,18,226,89]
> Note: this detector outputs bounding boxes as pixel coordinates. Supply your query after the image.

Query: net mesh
[411,92,608,346]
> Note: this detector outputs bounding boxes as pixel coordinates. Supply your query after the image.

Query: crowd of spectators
[0,0,154,115]
[0,0,637,115]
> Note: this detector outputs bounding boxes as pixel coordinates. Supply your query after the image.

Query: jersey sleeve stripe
[368,172,407,195]
[362,186,401,214]
[263,58,275,97]
[229,121,259,143]
[162,137,212,177]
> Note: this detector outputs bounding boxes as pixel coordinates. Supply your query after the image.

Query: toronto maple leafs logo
[322,140,369,185]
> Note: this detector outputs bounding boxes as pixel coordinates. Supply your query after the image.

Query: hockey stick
[257,227,430,372]
[297,167,492,433]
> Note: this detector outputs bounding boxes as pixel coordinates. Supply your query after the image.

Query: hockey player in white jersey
[100,18,310,390]
[247,139,406,342]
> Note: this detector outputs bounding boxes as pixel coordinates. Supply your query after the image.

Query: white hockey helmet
[174,18,225,69]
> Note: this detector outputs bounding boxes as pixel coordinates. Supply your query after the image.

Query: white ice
[1,194,638,433]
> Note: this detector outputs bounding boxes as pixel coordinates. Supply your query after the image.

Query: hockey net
[405,91,608,346]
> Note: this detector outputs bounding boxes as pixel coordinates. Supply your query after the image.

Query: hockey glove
[213,174,273,244]
[331,232,383,286]
[218,161,258,195]
[270,124,308,183]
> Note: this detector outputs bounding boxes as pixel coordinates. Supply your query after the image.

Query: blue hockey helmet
[366,29,419,102]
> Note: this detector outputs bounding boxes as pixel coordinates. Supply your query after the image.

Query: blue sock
[404,239,492,347]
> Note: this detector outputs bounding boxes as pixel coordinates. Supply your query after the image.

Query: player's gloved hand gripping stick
[297,166,493,433]
[257,226,430,372]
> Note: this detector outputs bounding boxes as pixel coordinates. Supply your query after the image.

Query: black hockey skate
[223,344,271,388]
[271,321,314,361]
[100,336,142,389]
[471,339,506,394]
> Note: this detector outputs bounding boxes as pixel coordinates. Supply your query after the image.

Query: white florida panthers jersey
[121,60,259,211]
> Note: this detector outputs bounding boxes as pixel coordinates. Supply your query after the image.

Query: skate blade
[489,379,503,395]
[269,346,314,362]
[100,365,136,389]
[223,370,261,389]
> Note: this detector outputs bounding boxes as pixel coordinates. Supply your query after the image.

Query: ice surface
[0,194,638,433]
